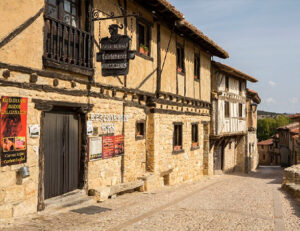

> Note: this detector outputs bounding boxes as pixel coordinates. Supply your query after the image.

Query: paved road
[1,166,299,231]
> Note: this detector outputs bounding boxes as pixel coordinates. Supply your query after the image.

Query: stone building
[0,0,229,219]
[258,139,274,165]
[246,89,261,171]
[290,114,300,165]
[210,61,258,173]
[277,122,298,167]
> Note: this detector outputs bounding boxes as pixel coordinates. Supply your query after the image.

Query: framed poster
[1,96,28,166]
[88,137,103,161]
[114,135,124,156]
[102,135,115,159]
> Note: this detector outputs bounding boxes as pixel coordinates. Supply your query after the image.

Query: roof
[247,88,261,104]
[289,114,300,120]
[212,61,258,82]
[134,0,229,59]
[277,122,298,131]
[290,127,299,134]
[258,139,273,146]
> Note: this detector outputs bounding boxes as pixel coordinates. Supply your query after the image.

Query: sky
[169,0,300,114]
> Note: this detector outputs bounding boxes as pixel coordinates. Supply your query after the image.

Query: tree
[257,115,290,141]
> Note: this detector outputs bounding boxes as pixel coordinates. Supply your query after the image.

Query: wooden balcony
[43,16,93,76]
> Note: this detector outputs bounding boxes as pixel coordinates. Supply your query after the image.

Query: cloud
[268,81,276,87]
[266,97,276,104]
[290,97,298,104]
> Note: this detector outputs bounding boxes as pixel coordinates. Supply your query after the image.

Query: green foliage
[257,115,290,141]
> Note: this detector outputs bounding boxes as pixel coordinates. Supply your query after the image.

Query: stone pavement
[1,166,299,231]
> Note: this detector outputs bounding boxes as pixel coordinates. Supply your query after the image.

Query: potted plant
[174,145,181,151]
[192,142,198,148]
[194,75,199,80]
[139,44,145,54]
[177,67,182,73]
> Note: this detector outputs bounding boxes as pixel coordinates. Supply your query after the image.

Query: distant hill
[258,110,290,119]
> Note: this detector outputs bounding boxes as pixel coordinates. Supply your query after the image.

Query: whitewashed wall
[214,72,247,136]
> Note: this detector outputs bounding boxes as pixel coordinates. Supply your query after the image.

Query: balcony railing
[44,16,93,74]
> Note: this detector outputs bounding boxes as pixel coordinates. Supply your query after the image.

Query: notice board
[1,96,28,166]
[88,136,102,161]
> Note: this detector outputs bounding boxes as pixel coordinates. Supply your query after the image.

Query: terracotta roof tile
[212,61,258,82]
[247,88,261,104]
[258,139,273,146]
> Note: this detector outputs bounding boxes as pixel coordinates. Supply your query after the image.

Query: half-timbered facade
[0,0,229,218]
[210,61,258,173]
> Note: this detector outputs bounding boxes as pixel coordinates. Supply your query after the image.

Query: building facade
[246,89,261,171]
[210,61,258,173]
[0,0,230,219]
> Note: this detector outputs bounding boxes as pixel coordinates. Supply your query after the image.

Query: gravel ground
[1,166,299,231]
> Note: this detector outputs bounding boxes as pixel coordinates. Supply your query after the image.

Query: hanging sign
[88,136,103,161]
[97,24,135,76]
[0,96,28,166]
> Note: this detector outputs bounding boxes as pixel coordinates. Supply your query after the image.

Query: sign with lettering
[114,135,124,156]
[88,137,102,161]
[102,135,115,159]
[97,24,135,76]
[0,96,28,166]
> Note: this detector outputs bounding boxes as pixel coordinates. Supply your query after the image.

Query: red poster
[1,97,28,166]
[114,135,124,156]
[102,136,115,159]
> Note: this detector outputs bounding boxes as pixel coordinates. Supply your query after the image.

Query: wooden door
[43,111,80,199]
[214,146,223,170]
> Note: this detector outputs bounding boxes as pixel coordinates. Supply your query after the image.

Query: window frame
[225,101,230,118]
[225,76,229,90]
[136,18,152,59]
[176,43,185,74]
[135,120,146,140]
[239,103,243,118]
[194,53,200,81]
[191,123,199,149]
[45,0,81,28]
[173,122,183,153]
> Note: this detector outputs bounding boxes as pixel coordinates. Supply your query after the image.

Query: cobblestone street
[1,166,299,231]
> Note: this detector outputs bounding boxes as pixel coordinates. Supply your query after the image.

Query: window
[173,123,183,152]
[225,76,229,90]
[249,143,251,153]
[263,154,265,160]
[191,123,199,147]
[136,120,145,139]
[239,103,243,117]
[225,101,230,118]
[239,80,243,92]
[194,54,200,80]
[261,145,264,150]
[137,21,151,56]
[46,0,80,28]
[176,44,185,74]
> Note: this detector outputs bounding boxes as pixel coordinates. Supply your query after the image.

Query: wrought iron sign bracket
[92,9,141,21]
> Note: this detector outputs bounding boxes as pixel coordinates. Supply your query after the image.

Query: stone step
[41,189,95,214]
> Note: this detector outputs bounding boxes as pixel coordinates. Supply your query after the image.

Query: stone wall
[223,138,237,173]
[147,112,211,187]
[282,165,300,199]
[248,131,259,171]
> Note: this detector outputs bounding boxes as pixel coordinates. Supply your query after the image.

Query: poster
[102,136,115,159]
[114,135,124,156]
[1,96,28,166]
[88,137,102,161]
[87,121,93,136]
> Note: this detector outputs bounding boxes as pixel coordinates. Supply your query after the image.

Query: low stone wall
[282,165,300,200]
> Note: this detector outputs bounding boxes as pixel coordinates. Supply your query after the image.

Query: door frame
[33,99,93,211]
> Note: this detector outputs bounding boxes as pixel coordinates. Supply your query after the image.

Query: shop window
[225,101,230,118]
[225,76,229,90]
[194,54,200,80]
[137,20,151,57]
[136,120,145,140]
[191,123,199,148]
[239,103,243,118]
[173,123,183,152]
[176,44,185,74]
